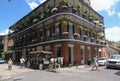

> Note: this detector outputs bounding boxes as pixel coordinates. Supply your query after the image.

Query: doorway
[68,47,74,65]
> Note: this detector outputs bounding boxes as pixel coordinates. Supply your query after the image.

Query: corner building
[8,0,106,66]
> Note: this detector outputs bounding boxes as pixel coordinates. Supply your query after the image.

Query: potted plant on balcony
[51,7,58,13]
[76,3,81,9]
[84,9,88,14]
[101,36,105,40]
[59,0,67,9]
[99,21,104,26]
[94,16,99,23]
[59,0,67,5]
[62,20,68,27]
[92,30,96,35]
[89,14,94,19]
[77,25,83,30]
[36,11,41,20]
[62,32,69,35]
[74,33,80,37]
[46,4,51,12]
[86,28,90,32]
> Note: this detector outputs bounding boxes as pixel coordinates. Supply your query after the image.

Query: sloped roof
[108,45,120,51]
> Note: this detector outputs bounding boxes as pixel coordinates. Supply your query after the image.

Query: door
[88,47,91,60]
[81,47,85,64]
[68,47,74,65]
[68,24,74,39]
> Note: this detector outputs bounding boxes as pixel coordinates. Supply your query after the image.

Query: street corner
[0,75,12,81]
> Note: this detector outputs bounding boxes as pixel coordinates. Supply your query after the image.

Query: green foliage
[60,0,67,4]
[85,28,90,32]
[92,30,96,34]
[76,3,81,9]
[47,4,51,9]
[1,51,11,55]
[77,25,83,29]
[62,20,68,26]
[84,8,88,13]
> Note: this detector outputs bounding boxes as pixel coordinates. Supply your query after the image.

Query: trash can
[87,59,91,65]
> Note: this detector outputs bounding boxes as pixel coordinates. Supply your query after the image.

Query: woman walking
[8,58,13,70]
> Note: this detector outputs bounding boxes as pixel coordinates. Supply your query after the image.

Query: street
[3,66,120,81]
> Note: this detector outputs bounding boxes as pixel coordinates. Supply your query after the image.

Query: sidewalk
[0,64,92,81]
[0,63,34,81]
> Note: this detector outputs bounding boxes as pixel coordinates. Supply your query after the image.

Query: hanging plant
[46,26,50,30]
[95,16,99,21]
[77,25,83,29]
[92,30,96,34]
[97,33,100,37]
[76,3,81,9]
[62,20,68,27]
[60,0,67,5]
[37,11,41,16]
[101,36,105,39]
[89,14,94,19]
[46,4,51,12]
[84,8,88,14]
[85,28,90,32]
[1,51,11,55]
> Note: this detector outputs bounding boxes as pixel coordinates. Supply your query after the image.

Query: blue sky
[0,0,120,41]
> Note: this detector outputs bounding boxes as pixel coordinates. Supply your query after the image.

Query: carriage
[27,51,63,71]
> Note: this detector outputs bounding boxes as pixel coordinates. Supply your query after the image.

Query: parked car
[0,57,6,64]
[98,57,107,66]
[106,55,120,69]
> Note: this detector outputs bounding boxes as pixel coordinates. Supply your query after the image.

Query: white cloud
[0,29,9,35]
[90,0,115,11]
[106,9,115,16]
[25,0,46,10]
[90,0,120,16]
[27,1,39,10]
[117,12,120,18]
[25,0,39,10]
[39,0,46,3]
[105,27,120,41]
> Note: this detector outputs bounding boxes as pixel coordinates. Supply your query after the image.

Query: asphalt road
[5,66,120,81]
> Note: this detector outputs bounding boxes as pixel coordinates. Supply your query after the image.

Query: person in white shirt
[20,57,25,68]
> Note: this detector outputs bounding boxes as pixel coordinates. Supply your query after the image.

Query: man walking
[20,57,25,68]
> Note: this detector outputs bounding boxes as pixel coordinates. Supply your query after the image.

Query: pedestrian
[8,58,13,70]
[91,56,99,71]
[20,56,25,68]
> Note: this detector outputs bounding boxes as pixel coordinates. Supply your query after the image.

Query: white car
[98,57,107,66]
[106,55,120,69]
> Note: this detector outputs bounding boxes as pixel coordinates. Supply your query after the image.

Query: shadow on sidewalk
[115,71,120,76]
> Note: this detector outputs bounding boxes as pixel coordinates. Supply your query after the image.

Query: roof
[108,45,120,51]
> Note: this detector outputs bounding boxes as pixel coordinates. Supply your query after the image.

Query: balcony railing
[10,6,104,35]
[14,33,106,48]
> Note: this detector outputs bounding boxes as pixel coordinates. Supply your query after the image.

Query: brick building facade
[8,0,106,66]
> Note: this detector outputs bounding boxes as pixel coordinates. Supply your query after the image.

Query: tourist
[91,56,99,71]
[8,58,13,70]
[20,57,25,68]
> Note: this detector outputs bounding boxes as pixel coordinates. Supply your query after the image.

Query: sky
[0,0,120,41]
